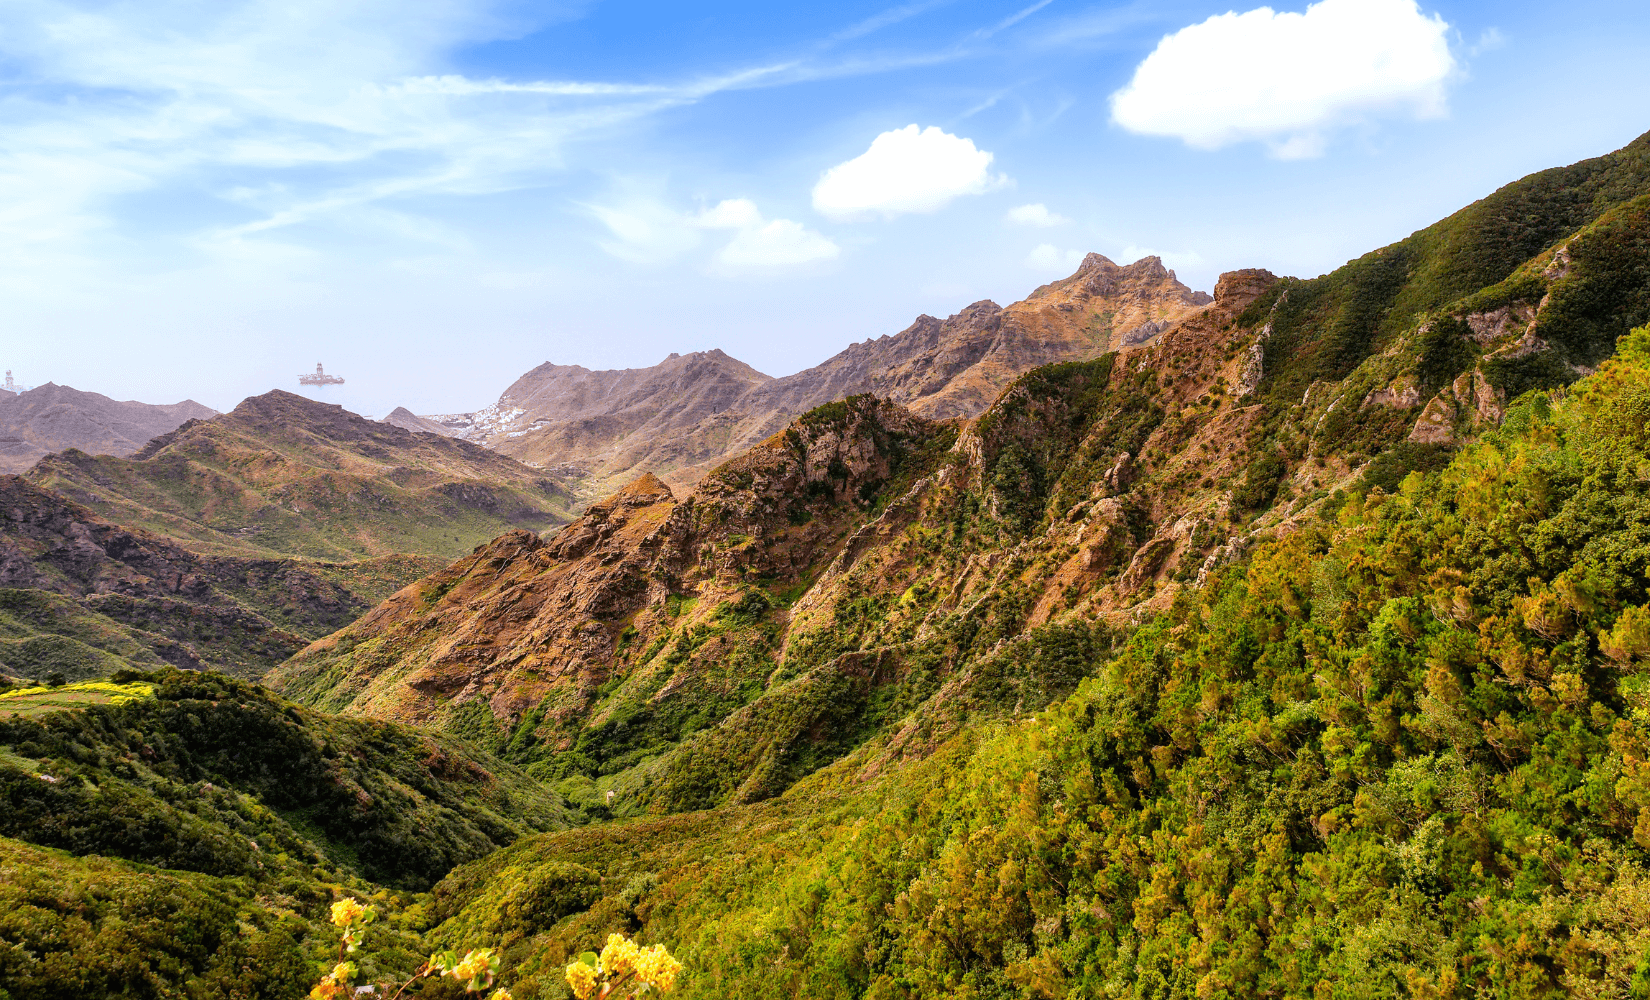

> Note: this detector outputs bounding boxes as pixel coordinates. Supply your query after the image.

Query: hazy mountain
[380,406,457,437]
[427,254,1210,495]
[0,383,217,474]
[26,389,575,563]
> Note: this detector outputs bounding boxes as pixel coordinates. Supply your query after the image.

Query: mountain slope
[26,390,575,562]
[0,666,580,997]
[268,266,1266,815]
[268,395,956,814]
[275,128,1650,823]
[423,321,1650,1000]
[0,474,438,681]
[0,383,217,474]
[436,254,1209,495]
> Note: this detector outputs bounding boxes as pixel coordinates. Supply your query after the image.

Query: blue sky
[2,0,1647,417]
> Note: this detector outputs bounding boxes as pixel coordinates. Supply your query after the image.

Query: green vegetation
[0,667,573,888]
[1252,130,1650,404]
[414,324,1650,999]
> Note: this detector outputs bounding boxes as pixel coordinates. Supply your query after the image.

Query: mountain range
[3,128,1650,1000]
[418,253,1210,495]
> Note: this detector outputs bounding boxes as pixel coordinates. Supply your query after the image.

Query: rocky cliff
[0,383,217,474]
[429,254,1210,496]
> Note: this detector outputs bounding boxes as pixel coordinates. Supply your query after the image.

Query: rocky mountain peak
[1213,268,1281,305]
[604,471,676,509]
[451,253,1217,497]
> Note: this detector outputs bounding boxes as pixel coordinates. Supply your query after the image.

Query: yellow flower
[330,898,368,927]
[329,962,354,985]
[599,933,641,977]
[489,991,513,1000]
[565,961,599,1000]
[447,948,495,983]
[634,944,682,992]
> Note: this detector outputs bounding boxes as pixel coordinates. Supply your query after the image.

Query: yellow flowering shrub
[311,894,676,998]
[565,934,681,998]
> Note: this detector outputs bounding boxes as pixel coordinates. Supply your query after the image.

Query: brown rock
[438,254,1216,497]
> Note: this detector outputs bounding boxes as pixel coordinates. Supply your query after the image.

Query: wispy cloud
[0,0,807,270]
[829,0,955,43]
[974,0,1055,39]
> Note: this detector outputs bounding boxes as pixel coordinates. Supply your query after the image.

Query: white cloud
[812,124,1007,221]
[692,199,840,273]
[1109,0,1455,158]
[588,200,703,264]
[1025,244,1085,272]
[591,197,838,273]
[1005,203,1069,227]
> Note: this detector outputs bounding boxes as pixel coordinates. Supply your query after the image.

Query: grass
[0,679,155,716]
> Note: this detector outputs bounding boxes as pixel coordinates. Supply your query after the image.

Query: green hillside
[0,667,578,998]
[421,322,1650,1000]
[1249,129,1650,403]
[0,474,442,683]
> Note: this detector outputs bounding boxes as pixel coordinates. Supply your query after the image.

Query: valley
[2,129,1650,1000]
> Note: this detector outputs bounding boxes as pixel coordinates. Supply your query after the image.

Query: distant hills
[0,383,216,474]
[0,475,435,681]
[27,389,575,563]
[419,253,1210,495]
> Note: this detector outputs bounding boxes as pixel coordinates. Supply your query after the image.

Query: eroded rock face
[1409,371,1507,445]
[1365,376,1423,409]
[269,396,944,733]
[1465,305,1537,344]
[438,254,1216,497]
